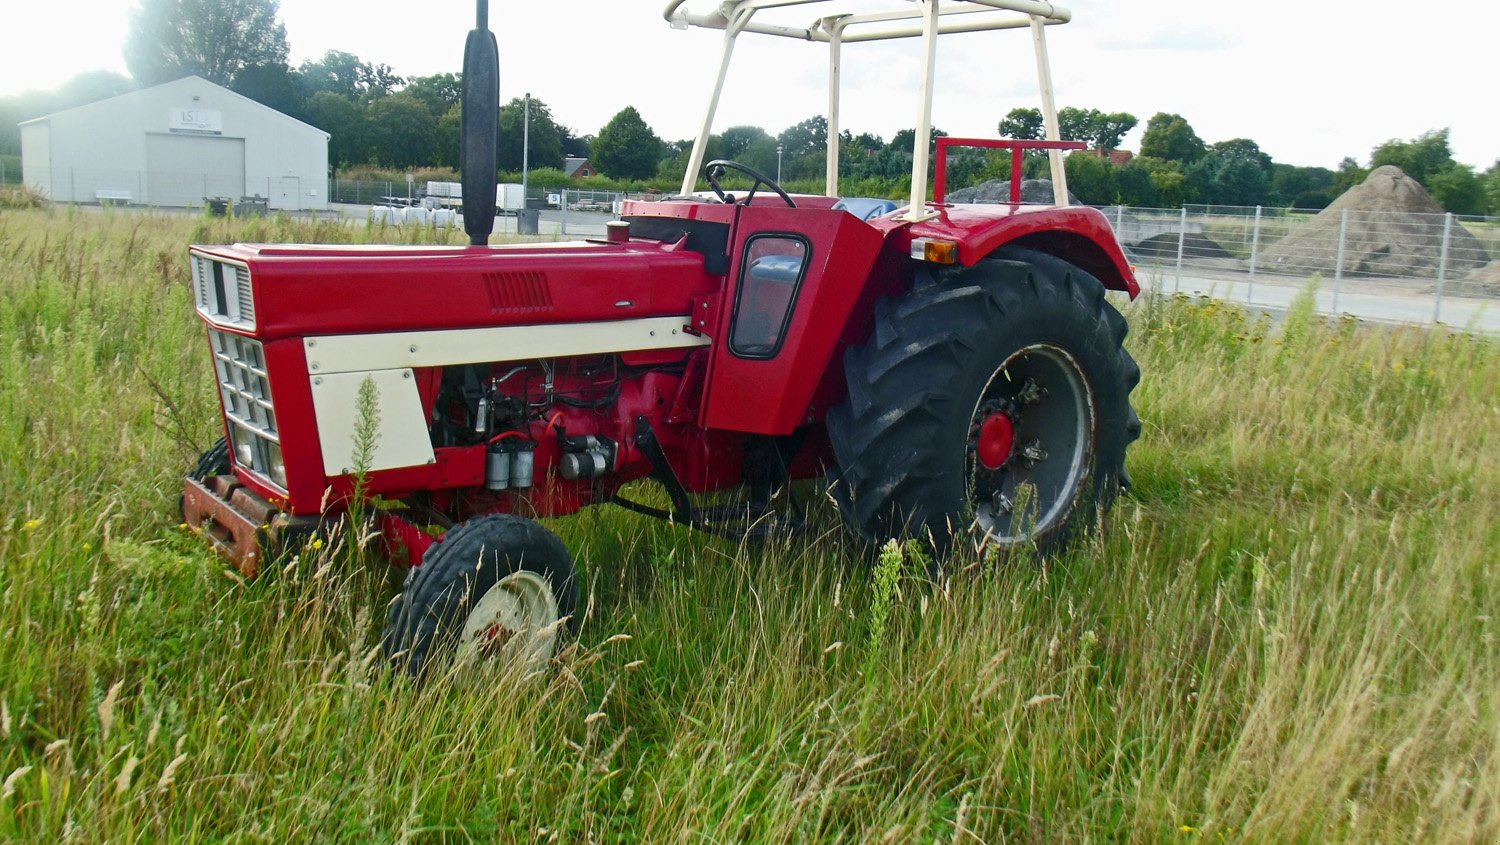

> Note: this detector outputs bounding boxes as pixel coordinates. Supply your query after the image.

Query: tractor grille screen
[208,329,282,486]
[191,256,255,330]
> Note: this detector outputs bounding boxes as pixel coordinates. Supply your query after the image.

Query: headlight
[267,441,287,488]
[234,433,255,469]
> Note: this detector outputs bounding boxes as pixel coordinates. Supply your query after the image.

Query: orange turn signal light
[910,237,958,264]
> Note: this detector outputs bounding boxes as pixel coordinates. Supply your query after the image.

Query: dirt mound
[948,178,1078,205]
[1434,260,1500,299]
[1260,166,1489,278]
[1128,232,1236,261]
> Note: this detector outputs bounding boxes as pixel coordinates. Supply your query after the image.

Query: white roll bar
[665,0,1071,217]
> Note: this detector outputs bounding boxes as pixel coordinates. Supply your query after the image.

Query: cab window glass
[731,235,809,358]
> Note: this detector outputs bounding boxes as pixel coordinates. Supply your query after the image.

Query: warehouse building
[19,76,328,210]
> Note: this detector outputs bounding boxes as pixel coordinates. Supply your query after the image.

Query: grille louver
[190,255,255,330]
[484,271,552,313]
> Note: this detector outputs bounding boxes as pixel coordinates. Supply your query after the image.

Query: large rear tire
[381,514,577,678]
[826,247,1140,558]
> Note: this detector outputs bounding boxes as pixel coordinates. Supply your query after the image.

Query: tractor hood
[189,239,723,342]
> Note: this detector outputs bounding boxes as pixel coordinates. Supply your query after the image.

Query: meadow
[0,203,1495,842]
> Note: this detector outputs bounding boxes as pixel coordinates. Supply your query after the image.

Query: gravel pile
[1261,166,1490,278]
[947,178,1078,205]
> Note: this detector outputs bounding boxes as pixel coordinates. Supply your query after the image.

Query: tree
[1091,112,1138,151]
[304,92,368,167]
[230,63,304,117]
[1113,158,1157,207]
[125,0,290,87]
[498,97,564,172]
[1426,163,1484,215]
[299,50,403,101]
[1139,113,1205,164]
[778,116,829,158]
[366,93,439,168]
[998,107,1043,141]
[1371,129,1454,184]
[1057,107,1138,150]
[1187,149,1268,207]
[592,107,663,180]
[1063,152,1114,205]
[720,125,772,159]
[1209,138,1272,175]
[1269,164,1335,209]
[1332,156,1369,196]
[1484,161,1500,216]
[434,104,462,170]
[404,73,461,118]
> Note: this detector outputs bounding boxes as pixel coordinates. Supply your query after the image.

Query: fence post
[1434,212,1453,323]
[561,188,568,236]
[1113,204,1124,239]
[1332,208,1348,312]
[1173,206,1187,294]
[1247,205,1262,306]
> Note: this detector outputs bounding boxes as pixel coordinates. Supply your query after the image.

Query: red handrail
[933,137,1086,205]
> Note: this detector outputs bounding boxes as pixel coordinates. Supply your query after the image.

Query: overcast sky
[5,1,1497,169]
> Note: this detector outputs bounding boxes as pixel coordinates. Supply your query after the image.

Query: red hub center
[976,413,1016,470]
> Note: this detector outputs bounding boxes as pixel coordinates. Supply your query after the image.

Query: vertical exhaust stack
[461,0,499,246]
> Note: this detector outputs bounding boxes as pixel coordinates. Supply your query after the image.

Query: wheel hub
[976,413,1016,470]
[966,343,1095,546]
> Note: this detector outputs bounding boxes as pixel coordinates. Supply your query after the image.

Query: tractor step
[182,475,321,577]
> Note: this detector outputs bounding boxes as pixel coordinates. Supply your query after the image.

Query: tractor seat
[832,197,899,221]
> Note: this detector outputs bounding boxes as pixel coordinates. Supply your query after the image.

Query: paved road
[1136,267,1497,334]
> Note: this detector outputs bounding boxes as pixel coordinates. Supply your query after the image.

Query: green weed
[0,208,1495,841]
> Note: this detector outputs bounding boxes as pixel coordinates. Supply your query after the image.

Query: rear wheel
[381,514,577,678]
[826,248,1140,558]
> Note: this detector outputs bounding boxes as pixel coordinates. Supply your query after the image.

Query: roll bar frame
[663,0,1073,220]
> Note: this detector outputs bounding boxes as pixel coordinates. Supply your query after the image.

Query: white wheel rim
[968,342,1095,546]
[454,570,561,670]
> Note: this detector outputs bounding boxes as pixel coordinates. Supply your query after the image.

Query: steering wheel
[704,159,797,209]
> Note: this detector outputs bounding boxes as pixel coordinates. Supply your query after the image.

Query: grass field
[0,205,1496,842]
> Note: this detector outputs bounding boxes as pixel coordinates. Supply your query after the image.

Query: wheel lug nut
[1017,378,1047,405]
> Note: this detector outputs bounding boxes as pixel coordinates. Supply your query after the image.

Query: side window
[731,235,810,358]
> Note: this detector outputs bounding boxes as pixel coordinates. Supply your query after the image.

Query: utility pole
[522,92,531,209]
[777,144,784,182]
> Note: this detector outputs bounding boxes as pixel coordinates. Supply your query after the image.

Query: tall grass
[0,207,1495,841]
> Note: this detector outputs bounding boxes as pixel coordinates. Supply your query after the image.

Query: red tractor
[182,0,1140,675]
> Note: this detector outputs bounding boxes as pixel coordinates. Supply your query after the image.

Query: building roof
[563,157,591,177]
[18,76,329,139]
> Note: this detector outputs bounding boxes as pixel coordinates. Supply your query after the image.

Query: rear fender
[898,205,1139,297]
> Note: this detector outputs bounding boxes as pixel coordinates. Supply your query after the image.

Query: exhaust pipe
[461,0,499,246]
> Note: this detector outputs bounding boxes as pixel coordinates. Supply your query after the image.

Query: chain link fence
[1100,204,1498,330]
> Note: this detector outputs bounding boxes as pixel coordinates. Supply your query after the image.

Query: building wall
[20,77,328,210]
[19,122,49,195]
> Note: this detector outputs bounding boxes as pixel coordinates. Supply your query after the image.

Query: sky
[3,0,1497,170]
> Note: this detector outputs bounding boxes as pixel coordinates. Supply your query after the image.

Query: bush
[0,184,45,209]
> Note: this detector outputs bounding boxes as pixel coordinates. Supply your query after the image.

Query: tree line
[1,0,1497,216]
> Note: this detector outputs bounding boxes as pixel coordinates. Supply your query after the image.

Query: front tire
[381,514,577,678]
[826,247,1140,558]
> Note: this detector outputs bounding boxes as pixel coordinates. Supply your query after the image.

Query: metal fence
[1099,204,1498,331]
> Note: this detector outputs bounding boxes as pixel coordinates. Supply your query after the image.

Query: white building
[19,76,328,210]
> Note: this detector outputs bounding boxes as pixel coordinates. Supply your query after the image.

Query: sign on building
[168,107,223,136]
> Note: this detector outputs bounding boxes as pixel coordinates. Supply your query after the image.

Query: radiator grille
[191,255,255,329]
[209,329,281,486]
[484,271,552,313]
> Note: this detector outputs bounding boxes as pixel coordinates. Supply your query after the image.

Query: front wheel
[381,514,577,678]
[826,247,1140,558]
